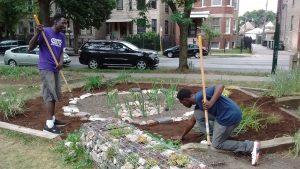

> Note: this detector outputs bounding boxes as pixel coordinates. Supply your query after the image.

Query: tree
[0,0,35,39]
[163,0,194,72]
[201,18,220,53]
[239,10,275,28]
[37,0,51,26]
[54,0,116,51]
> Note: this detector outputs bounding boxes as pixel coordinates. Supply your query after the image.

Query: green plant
[83,75,104,91]
[145,159,158,169]
[167,153,189,167]
[268,69,300,97]
[125,153,139,168]
[0,66,38,79]
[289,132,300,158]
[222,88,231,97]
[146,82,162,114]
[109,127,133,138]
[0,90,25,120]
[265,114,282,124]
[130,91,148,117]
[151,144,169,151]
[147,133,181,149]
[137,135,148,144]
[106,89,120,117]
[161,82,178,111]
[106,146,117,161]
[54,132,93,169]
[115,71,131,84]
[235,105,263,135]
[124,98,134,118]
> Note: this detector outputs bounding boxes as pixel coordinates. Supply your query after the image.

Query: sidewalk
[100,73,270,82]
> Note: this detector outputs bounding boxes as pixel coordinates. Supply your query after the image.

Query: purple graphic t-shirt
[37,27,65,72]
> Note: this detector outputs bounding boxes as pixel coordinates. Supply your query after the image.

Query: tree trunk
[73,22,80,53]
[177,24,189,72]
[38,0,51,26]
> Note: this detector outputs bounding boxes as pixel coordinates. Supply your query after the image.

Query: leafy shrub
[289,132,300,158]
[83,75,104,91]
[0,89,25,120]
[0,66,38,79]
[145,159,158,169]
[125,153,139,168]
[268,69,300,97]
[115,71,131,84]
[55,132,93,169]
[125,32,160,51]
[168,153,189,167]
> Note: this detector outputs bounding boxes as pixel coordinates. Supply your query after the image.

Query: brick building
[175,0,239,49]
[280,0,300,52]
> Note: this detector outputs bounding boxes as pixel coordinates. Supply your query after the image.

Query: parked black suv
[0,40,26,54]
[79,40,159,70]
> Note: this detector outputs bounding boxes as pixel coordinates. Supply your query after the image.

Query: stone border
[80,120,208,169]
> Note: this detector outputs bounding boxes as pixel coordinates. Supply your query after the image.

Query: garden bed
[1,82,299,143]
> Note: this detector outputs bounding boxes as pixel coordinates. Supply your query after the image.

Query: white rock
[138,157,146,165]
[120,162,134,169]
[99,145,108,152]
[199,163,207,169]
[64,141,73,147]
[183,111,194,117]
[170,166,180,169]
[200,140,208,145]
[136,166,144,169]
[93,92,106,96]
[69,100,77,104]
[140,121,146,125]
[150,165,160,169]
[80,93,92,99]
[63,112,72,116]
[161,150,175,157]
[113,157,117,164]
[62,106,79,114]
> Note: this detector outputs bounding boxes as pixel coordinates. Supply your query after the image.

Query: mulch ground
[0,82,299,145]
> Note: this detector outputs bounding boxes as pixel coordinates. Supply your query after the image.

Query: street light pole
[67,27,72,47]
[272,0,282,74]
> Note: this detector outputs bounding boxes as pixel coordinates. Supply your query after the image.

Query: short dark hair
[52,13,66,23]
[177,88,192,101]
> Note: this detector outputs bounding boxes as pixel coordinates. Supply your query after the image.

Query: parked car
[79,40,159,70]
[4,46,71,67]
[64,47,76,56]
[163,44,208,58]
[0,40,26,54]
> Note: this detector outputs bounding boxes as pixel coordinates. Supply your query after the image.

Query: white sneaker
[251,141,260,166]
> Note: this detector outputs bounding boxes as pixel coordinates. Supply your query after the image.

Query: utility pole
[262,0,268,44]
[272,0,282,74]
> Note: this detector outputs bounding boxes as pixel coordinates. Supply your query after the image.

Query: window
[165,4,169,13]
[150,0,156,9]
[290,16,294,31]
[137,0,145,10]
[137,19,146,33]
[129,0,132,10]
[211,42,220,49]
[225,18,231,34]
[165,20,169,35]
[212,0,222,6]
[117,0,123,10]
[232,0,238,9]
[211,18,220,32]
[292,0,295,6]
[225,0,231,6]
[201,0,207,7]
[188,22,196,37]
[152,19,157,32]
[29,21,34,33]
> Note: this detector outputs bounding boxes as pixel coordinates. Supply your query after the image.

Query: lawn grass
[0,129,71,169]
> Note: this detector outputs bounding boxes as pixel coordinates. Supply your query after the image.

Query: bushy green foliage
[115,71,131,84]
[0,66,38,79]
[145,159,158,169]
[289,132,300,158]
[125,32,160,50]
[125,153,139,168]
[167,153,189,167]
[83,75,104,91]
[106,146,117,161]
[147,132,181,149]
[0,88,25,120]
[109,127,133,138]
[55,132,93,169]
[161,83,178,111]
[268,69,300,97]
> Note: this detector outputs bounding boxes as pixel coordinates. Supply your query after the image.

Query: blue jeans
[194,109,254,153]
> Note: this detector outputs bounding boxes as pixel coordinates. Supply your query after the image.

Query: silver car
[4,45,71,66]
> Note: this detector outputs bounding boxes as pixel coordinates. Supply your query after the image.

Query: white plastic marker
[198,35,211,145]
[33,15,72,95]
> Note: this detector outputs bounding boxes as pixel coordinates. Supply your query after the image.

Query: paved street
[0,44,294,73]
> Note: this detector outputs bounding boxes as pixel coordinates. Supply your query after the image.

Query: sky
[239,0,278,16]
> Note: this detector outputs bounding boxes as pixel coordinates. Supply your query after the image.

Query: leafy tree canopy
[239,9,275,28]
[54,0,116,29]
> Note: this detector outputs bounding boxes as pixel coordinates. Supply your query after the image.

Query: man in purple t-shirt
[29,13,67,134]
